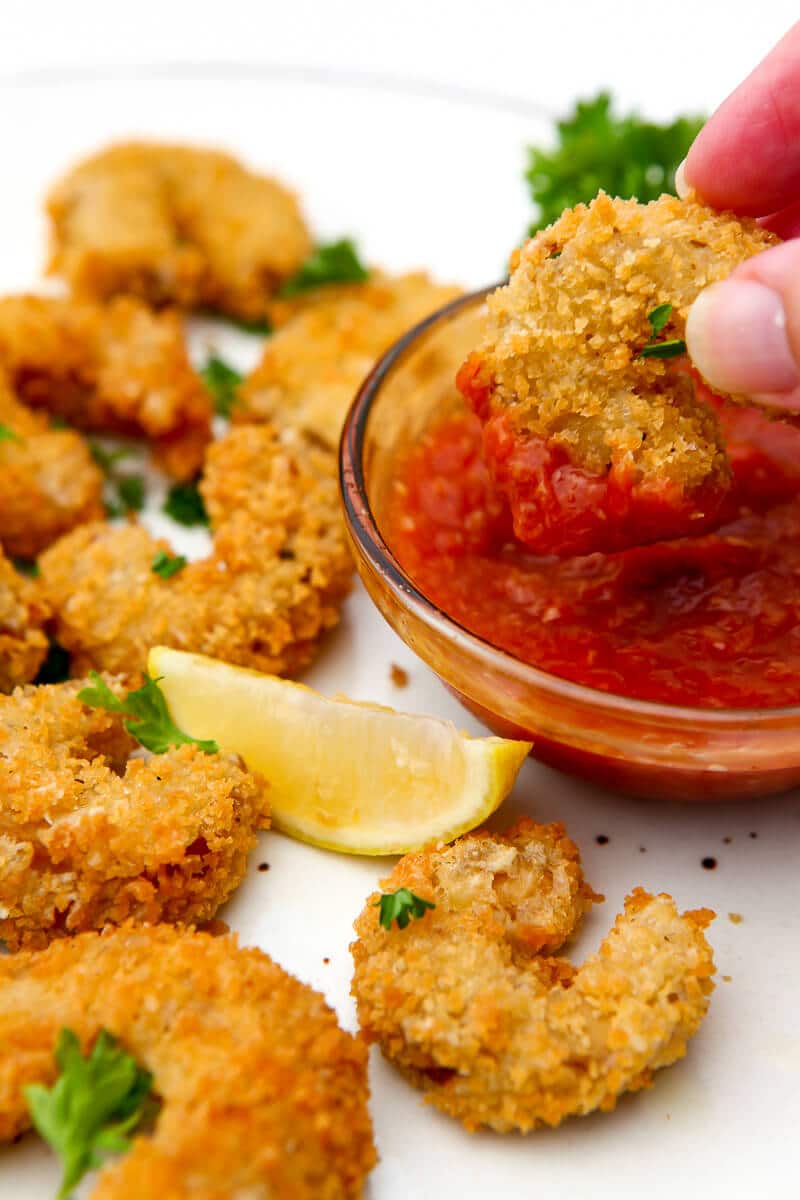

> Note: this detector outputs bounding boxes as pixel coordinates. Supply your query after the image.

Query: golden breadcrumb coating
[458,193,778,554]
[473,193,776,484]
[352,819,715,1133]
[0,552,49,691]
[0,678,270,950]
[0,373,104,558]
[40,424,352,678]
[237,272,461,446]
[47,141,312,320]
[0,923,376,1197]
[0,294,211,478]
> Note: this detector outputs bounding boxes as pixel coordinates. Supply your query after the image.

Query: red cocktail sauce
[385,400,800,709]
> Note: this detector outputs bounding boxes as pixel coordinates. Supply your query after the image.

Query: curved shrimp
[47,141,312,320]
[39,423,352,679]
[351,818,715,1132]
[0,922,376,1198]
[0,551,49,691]
[0,372,104,558]
[0,294,211,479]
[458,192,777,556]
[0,677,269,951]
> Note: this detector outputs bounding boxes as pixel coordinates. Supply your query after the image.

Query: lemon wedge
[148,646,531,855]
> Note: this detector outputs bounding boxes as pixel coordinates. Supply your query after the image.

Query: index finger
[682,22,800,217]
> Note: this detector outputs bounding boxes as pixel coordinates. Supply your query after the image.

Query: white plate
[0,69,796,1200]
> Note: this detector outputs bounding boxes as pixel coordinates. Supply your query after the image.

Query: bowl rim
[339,285,800,730]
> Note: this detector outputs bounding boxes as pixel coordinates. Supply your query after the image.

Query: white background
[1,3,799,1198]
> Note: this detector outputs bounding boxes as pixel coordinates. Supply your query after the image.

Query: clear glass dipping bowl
[340,288,800,802]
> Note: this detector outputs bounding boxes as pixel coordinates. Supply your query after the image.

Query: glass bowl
[340,288,800,802]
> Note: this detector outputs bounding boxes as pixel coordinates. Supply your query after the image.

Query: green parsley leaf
[375,888,435,931]
[200,354,243,418]
[35,639,71,685]
[279,238,369,297]
[162,479,209,527]
[638,338,687,359]
[227,314,272,335]
[88,442,138,473]
[116,475,145,513]
[13,557,40,577]
[89,442,146,518]
[151,549,188,579]
[638,303,687,359]
[526,92,704,232]
[77,671,218,755]
[646,302,673,337]
[0,423,22,444]
[25,1027,154,1200]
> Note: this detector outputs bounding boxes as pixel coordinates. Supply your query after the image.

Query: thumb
[686,239,800,411]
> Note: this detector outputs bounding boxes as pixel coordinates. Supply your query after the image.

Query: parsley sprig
[375,888,435,931]
[162,479,209,527]
[77,671,218,755]
[25,1028,154,1200]
[200,354,243,418]
[638,302,687,360]
[151,549,187,579]
[526,92,703,233]
[0,423,23,444]
[279,238,369,297]
[89,442,146,518]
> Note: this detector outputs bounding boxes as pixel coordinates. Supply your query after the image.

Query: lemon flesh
[148,646,531,855]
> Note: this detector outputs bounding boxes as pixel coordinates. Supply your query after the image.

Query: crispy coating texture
[0,552,49,691]
[40,424,352,677]
[472,194,776,482]
[459,194,778,554]
[0,294,211,478]
[0,373,104,557]
[0,923,376,1197]
[47,141,312,320]
[0,678,270,950]
[237,272,461,447]
[351,819,715,1132]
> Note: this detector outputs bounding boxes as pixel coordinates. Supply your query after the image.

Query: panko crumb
[0,677,270,950]
[390,663,409,688]
[47,141,312,320]
[0,923,376,1196]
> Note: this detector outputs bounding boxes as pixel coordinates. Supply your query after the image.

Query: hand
[677,22,800,410]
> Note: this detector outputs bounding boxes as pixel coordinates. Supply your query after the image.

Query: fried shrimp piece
[0,678,270,951]
[0,923,376,1197]
[458,193,778,555]
[47,141,312,320]
[0,373,104,558]
[0,295,211,478]
[351,819,715,1133]
[40,424,352,677]
[0,553,49,691]
[237,272,461,446]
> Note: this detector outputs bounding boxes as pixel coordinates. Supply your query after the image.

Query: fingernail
[675,159,689,199]
[686,279,799,396]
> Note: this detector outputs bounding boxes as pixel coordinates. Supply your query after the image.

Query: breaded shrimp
[0,294,211,478]
[47,141,312,320]
[0,552,49,691]
[237,272,461,446]
[40,424,352,678]
[0,923,376,1197]
[0,677,270,950]
[458,193,778,555]
[0,373,104,558]
[351,819,715,1132]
